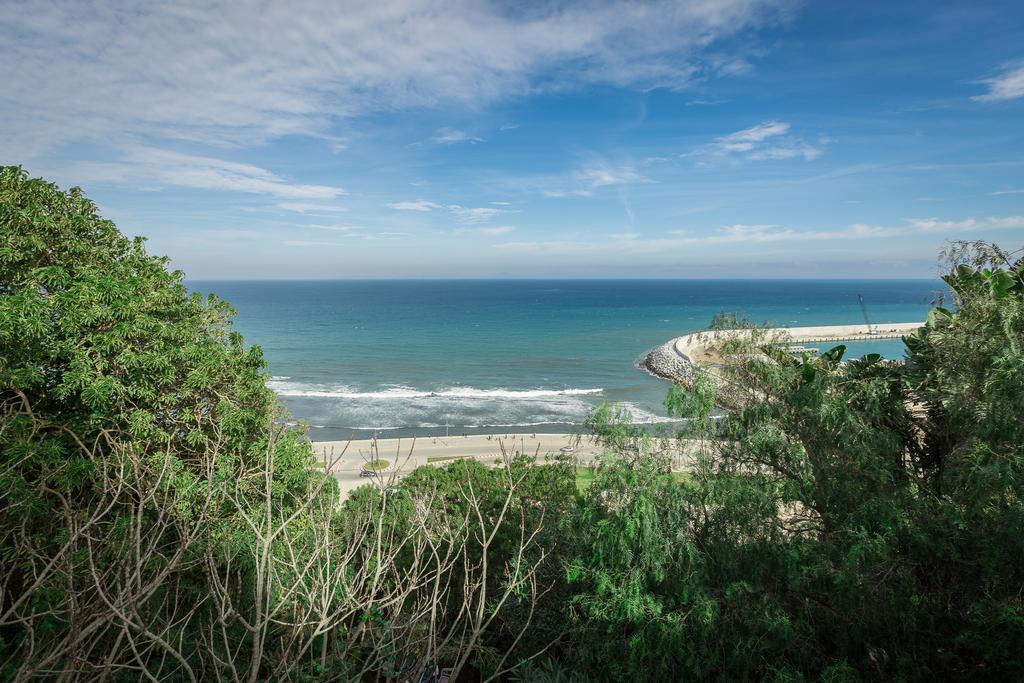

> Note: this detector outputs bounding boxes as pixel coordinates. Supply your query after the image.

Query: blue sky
[3,0,1023,278]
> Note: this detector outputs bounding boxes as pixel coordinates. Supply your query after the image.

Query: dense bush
[555,242,1024,680]
[0,165,319,678]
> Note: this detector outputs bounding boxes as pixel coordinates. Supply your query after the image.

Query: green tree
[0,166,316,678]
[0,165,314,486]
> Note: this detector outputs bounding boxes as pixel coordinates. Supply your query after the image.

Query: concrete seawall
[642,321,924,409]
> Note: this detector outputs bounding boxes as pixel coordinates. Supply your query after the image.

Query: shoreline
[303,418,684,443]
[312,432,602,496]
[312,431,697,497]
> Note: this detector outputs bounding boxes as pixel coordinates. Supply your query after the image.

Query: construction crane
[858,294,877,335]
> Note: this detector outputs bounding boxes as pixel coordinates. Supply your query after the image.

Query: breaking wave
[267,380,603,400]
[267,380,677,434]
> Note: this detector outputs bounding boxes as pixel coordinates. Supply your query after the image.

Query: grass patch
[575,466,596,493]
[427,454,473,463]
[363,459,391,471]
[574,466,691,493]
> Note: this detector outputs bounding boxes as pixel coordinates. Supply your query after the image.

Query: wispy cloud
[388,200,443,212]
[716,121,790,151]
[540,161,649,198]
[906,215,1024,232]
[747,143,824,161]
[542,189,594,198]
[693,121,826,162]
[990,188,1024,196]
[575,161,649,187]
[446,205,511,224]
[0,0,793,159]
[494,223,895,255]
[494,214,1024,256]
[388,201,512,224]
[428,127,484,145]
[278,202,349,213]
[451,225,517,236]
[474,225,515,236]
[310,223,364,232]
[62,147,345,199]
[972,63,1024,102]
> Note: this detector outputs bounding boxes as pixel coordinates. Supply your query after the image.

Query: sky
[2,0,1023,278]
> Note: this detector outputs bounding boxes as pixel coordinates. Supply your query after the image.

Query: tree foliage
[559,241,1024,680]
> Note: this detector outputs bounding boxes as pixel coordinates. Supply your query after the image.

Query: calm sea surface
[188,280,943,440]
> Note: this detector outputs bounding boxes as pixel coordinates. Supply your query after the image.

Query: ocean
[188,279,944,441]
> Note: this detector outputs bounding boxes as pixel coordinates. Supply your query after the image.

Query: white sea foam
[463,420,575,428]
[267,380,603,400]
[267,380,683,432]
[620,402,684,424]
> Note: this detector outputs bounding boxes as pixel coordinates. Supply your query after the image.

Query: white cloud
[747,143,823,161]
[990,188,1024,196]
[686,97,731,106]
[986,216,1024,229]
[575,162,649,187]
[310,223,364,232]
[710,223,893,242]
[536,161,649,202]
[388,200,443,211]
[0,0,792,159]
[905,215,1024,232]
[716,121,790,152]
[428,127,483,145]
[446,205,510,223]
[475,225,515,235]
[387,201,512,223]
[905,217,977,232]
[694,120,826,162]
[542,189,594,198]
[494,222,897,255]
[61,147,345,199]
[500,213,1024,256]
[278,202,349,213]
[972,64,1024,102]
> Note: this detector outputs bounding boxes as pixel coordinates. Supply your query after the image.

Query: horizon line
[184,275,946,282]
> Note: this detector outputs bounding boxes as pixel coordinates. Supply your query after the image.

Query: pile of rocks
[640,338,695,384]
[641,337,747,411]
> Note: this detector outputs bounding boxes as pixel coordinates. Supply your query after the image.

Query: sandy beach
[313,432,603,497]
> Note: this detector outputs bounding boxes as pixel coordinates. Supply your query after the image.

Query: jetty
[643,322,924,409]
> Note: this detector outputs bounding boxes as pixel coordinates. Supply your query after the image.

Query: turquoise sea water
[189,280,943,440]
